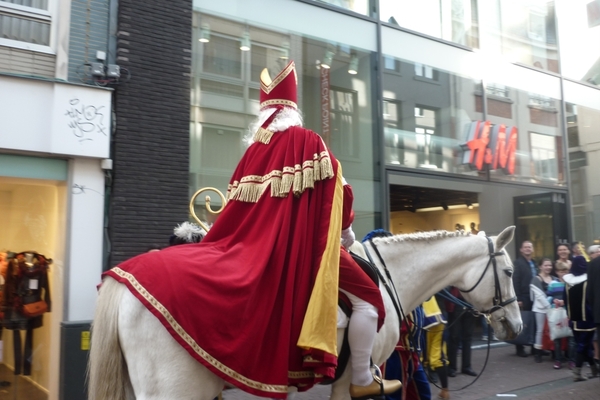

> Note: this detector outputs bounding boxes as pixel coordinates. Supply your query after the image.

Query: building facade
[0,1,113,399]
[185,0,600,262]
[2,0,600,398]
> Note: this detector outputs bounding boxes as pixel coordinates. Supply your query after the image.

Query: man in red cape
[103,61,401,399]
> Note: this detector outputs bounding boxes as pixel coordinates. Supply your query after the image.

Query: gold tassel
[303,167,315,191]
[292,164,303,195]
[281,173,294,195]
[320,157,334,179]
[253,128,274,144]
[313,158,321,181]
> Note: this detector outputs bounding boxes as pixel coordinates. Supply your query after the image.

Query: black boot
[534,349,542,363]
[435,366,449,400]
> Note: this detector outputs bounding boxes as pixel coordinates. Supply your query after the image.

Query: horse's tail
[87,277,131,400]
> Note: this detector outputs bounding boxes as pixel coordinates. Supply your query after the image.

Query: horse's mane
[371,229,472,245]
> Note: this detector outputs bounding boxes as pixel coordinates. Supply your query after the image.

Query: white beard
[245,107,304,147]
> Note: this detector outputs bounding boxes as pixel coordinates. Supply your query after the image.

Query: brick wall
[109,0,192,266]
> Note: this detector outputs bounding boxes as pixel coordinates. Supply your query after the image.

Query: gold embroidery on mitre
[108,268,288,394]
[260,62,296,95]
[226,151,334,203]
[259,99,298,109]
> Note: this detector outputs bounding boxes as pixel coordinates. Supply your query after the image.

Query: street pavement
[222,340,599,400]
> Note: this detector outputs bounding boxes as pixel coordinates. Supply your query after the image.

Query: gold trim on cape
[296,162,344,356]
[253,127,275,144]
[226,151,334,203]
[109,267,289,394]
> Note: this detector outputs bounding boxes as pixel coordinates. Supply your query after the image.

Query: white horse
[88,226,522,400]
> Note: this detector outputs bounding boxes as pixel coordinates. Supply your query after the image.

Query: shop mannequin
[4,252,51,375]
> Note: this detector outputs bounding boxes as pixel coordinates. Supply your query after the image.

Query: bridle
[459,236,517,319]
[364,234,517,392]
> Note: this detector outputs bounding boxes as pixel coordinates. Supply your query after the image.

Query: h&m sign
[461,120,517,175]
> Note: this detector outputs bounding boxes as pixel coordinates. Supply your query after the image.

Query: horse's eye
[504,269,513,278]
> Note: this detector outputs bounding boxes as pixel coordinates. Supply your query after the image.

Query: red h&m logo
[461,121,517,175]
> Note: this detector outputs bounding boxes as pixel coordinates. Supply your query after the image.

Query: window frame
[0,0,53,53]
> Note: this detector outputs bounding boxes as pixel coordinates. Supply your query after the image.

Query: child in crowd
[546,260,569,369]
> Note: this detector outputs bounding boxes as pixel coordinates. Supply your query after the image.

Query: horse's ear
[495,226,515,251]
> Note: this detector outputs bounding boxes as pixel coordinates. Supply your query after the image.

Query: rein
[363,240,405,326]
[365,235,516,392]
[459,236,517,316]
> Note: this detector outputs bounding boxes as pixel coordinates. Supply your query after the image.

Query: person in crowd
[530,258,554,363]
[513,241,536,357]
[587,245,600,364]
[383,306,431,400]
[480,316,498,342]
[547,260,569,369]
[555,243,572,272]
[108,61,401,399]
[587,244,600,375]
[445,287,477,377]
[168,221,207,246]
[564,244,598,381]
[423,295,449,400]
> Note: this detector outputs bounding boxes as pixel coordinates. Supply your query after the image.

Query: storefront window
[379,0,480,48]
[0,171,66,399]
[556,0,600,86]
[564,81,600,245]
[191,3,380,235]
[479,0,559,73]
[486,83,564,186]
[382,56,484,177]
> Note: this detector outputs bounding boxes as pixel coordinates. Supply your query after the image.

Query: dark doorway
[513,193,569,262]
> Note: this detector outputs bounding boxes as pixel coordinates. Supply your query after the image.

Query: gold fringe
[228,152,336,203]
[319,156,334,179]
[281,173,294,196]
[253,128,274,144]
[292,164,303,195]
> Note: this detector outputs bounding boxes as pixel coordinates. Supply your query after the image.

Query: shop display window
[382,56,484,178]
[0,177,66,399]
[190,7,380,235]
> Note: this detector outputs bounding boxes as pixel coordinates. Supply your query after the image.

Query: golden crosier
[189,187,227,232]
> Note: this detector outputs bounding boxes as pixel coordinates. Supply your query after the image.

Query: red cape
[104,127,344,398]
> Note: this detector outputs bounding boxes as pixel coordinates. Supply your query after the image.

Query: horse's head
[458,226,522,341]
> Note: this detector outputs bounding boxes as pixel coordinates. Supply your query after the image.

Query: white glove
[341,225,356,249]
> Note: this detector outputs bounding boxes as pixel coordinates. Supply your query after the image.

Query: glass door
[513,192,569,262]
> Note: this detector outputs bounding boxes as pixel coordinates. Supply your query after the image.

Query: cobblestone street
[222,342,599,400]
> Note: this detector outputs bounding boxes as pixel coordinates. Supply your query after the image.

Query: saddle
[322,251,380,385]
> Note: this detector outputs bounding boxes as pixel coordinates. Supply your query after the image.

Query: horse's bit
[459,236,517,321]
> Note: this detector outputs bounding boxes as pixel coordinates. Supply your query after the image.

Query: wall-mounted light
[199,24,210,43]
[321,49,335,69]
[442,203,449,211]
[240,31,251,51]
[466,201,473,209]
[348,54,359,75]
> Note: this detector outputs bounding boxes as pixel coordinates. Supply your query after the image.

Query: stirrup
[349,365,401,400]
